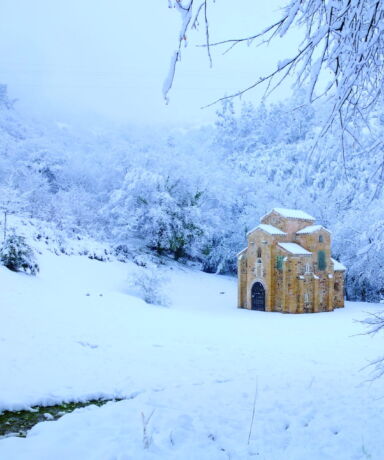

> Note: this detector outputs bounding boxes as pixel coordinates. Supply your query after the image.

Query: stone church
[237,208,346,313]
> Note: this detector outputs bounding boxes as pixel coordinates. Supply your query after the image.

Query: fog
[0,0,297,126]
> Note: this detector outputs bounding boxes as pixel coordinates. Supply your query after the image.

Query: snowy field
[1,251,384,459]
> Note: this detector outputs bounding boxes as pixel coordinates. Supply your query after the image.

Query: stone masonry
[237,208,346,313]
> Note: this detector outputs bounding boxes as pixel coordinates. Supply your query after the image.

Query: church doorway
[251,282,265,311]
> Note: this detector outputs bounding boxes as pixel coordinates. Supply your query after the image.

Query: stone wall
[333,271,345,308]
[245,230,274,310]
[296,231,331,273]
[261,211,314,238]
[237,251,247,308]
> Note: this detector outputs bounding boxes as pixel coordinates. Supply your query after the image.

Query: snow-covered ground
[1,250,384,459]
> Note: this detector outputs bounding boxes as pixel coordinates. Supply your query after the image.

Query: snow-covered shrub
[201,235,239,274]
[87,249,108,262]
[114,244,132,262]
[0,233,39,275]
[130,264,170,306]
[133,253,160,268]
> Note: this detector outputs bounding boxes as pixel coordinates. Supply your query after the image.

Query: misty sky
[0,1,298,126]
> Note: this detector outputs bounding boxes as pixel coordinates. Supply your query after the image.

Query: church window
[256,258,263,277]
[305,263,312,274]
[318,250,327,270]
[319,235,324,243]
[276,255,284,271]
[304,292,309,303]
[257,247,262,258]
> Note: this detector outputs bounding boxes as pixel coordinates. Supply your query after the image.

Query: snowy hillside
[1,250,384,459]
[3,0,384,458]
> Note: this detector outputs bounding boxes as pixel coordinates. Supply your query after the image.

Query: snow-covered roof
[247,224,286,236]
[332,258,346,271]
[296,225,330,235]
[278,242,312,256]
[271,208,315,221]
[236,247,247,257]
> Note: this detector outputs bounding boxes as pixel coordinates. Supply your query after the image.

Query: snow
[247,224,287,236]
[270,208,316,221]
[1,251,384,459]
[278,242,312,255]
[296,225,330,234]
[162,50,178,104]
[332,258,347,272]
[236,247,247,257]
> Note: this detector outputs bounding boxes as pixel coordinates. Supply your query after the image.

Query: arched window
[319,234,324,243]
[334,282,340,292]
[257,247,262,258]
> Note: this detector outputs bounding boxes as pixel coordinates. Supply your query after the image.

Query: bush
[114,244,132,262]
[0,233,39,275]
[132,253,161,268]
[130,264,170,306]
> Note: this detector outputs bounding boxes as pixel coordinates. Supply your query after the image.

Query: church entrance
[251,282,265,311]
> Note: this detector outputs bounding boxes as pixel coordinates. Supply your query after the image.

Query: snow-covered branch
[166,0,384,130]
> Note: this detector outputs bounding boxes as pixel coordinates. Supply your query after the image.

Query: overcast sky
[0,0,298,127]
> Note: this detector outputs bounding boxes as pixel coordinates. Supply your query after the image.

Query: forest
[1,83,383,302]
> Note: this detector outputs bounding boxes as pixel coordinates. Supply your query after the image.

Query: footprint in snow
[77,341,98,349]
[152,387,165,392]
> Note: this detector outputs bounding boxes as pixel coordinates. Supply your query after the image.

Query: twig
[247,379,258,445]
[141,409,155,449]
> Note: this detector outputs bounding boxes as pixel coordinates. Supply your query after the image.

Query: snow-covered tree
[0,179,27,241]
[167,1,384,141]
[108,168,204,259]
[0,233,39,275]
[0,82,382,300]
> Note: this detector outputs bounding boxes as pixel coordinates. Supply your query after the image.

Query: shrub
[130,263,170,306]
[132,253,161,268]
[114,244,131,262]
[0,233,39,275]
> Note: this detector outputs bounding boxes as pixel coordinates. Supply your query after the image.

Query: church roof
[270,208,315,221]
[297,225,330,234]
[332,258,346,271]
[278,242,312,256]
[247,223,287,236]
[236,247,247,257]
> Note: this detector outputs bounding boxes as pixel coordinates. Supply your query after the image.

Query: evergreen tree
[0,233,39,275]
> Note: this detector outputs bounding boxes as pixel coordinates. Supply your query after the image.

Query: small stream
[0,398,123,438]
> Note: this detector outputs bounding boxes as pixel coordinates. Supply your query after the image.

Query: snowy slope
[1,251,384,459]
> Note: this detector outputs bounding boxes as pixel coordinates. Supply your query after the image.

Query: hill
[1,247,384,459]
